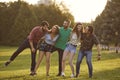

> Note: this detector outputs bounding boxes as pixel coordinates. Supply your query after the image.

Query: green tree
[92,0,120,44]
[0,1,21,45]
[7,1,37,45]
[0,0,74,46]
[33,4,74,28]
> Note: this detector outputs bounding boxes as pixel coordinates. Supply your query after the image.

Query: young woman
[31,25,59,76]
[61,23,83,78]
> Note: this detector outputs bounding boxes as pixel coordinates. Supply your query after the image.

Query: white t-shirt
[67,32,81,46]
[45,33,59,45]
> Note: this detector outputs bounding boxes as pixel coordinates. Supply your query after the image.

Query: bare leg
[69,52,75,75]
[62,50,69,74]
[45,52,51,76]
[34,51,45,72]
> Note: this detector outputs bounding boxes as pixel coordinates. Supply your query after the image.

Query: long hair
[72,22,82,38]
[54,25,59,35]
[49,25,59,35]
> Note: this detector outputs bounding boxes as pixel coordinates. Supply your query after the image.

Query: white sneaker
[70,74,74,78]
[61,72,65,77]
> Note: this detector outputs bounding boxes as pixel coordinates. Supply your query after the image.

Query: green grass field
[0,46,120,80]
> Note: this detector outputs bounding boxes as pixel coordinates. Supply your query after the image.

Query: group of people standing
[5,19,101,78]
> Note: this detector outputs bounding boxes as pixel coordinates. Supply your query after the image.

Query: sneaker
[89,75,92,78]
[46,74,49,76]
[5,61,11,66]
[56,73,61,76]
[61,72,65,77]
[75,74,79,78]
[70,74,74,78]
[29,72,37,76]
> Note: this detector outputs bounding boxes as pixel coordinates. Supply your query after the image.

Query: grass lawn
[0,46,120,80]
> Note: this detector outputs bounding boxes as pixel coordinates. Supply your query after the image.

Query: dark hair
[73,22,82,38]
[54,25,59,35]
[40,21,49,27]
[65,19,71,25]
[87,26,93,34]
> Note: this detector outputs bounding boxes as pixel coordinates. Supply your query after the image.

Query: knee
[46,59,50,64]
[76,60,82,65]
[86,60,91,65]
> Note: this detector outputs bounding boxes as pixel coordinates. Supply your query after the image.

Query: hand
[97,54,101,61]
[31,48,35,53]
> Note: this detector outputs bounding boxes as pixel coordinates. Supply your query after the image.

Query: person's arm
[37,36,45,49]
[47,29,52,33]
[29,40,35,53]
[52,34,59,45]
[93,34,101,60]
[68,32,72,41]
[97,44,101,60]
[28,27,36,53]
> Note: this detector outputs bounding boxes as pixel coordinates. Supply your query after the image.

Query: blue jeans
[76,50,93,77]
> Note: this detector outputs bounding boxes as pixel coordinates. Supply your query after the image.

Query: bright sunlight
[0,0,107,22]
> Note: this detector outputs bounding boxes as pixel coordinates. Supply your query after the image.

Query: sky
[0,0,108,22]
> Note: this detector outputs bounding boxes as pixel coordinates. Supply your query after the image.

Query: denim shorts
[39,42,54,53]
[64,44,77,54]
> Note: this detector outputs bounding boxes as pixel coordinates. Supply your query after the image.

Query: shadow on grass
[0,75,26,80]
[92,67,120,80]
[0,52,59,71]
[0,54,31,71]
[33,67,120,80]
[0,68,120,80]
[0,50,120,71]
[92,50,120,62]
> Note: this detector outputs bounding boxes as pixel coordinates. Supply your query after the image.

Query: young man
[54,19,72,76]
[76,26,101,78]
[5,21,49,75]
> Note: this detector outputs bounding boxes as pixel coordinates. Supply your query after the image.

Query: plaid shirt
[80,33,99,51]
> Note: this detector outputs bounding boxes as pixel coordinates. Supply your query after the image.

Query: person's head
[63,19,71,29]
[40,21,49,31]
[73,22,83,37]
[85,26,94,34]
[73,22,83,32]
[51,25,59,35]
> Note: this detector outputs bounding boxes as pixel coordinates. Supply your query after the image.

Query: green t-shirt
[55,27,72,50]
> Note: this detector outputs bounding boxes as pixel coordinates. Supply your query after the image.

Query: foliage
[92,0,120,44]
[0,0,74,46]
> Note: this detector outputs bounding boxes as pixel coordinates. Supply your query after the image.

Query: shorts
[64,43,77,54]
[39,42,54,53]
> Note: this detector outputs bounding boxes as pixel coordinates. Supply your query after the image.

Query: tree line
[0,0,74,46]
[1,0,119,46]
[92,0,120,45]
